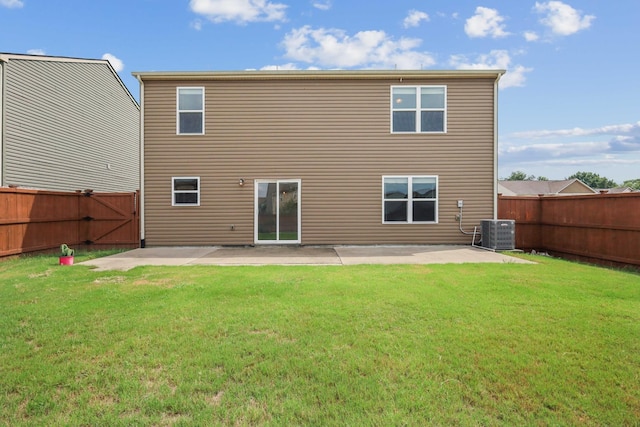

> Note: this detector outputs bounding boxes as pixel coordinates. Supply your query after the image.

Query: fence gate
[80,191,140,247]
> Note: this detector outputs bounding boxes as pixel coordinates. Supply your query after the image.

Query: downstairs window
[383,176,438,223]
[172,177,200,206]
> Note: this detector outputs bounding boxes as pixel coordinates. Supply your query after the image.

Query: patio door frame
[254,179,301,244]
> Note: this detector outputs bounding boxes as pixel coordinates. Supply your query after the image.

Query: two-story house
[0,53,139,192]
[133,69,503,246]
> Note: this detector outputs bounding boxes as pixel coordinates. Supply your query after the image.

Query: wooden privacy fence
[498,193,640,268]
[0,188,139,257]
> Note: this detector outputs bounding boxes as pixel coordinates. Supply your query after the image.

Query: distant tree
[567,171,618,189]
[504,171,548,181]
[622,179,640,190]
[505,171,535,181]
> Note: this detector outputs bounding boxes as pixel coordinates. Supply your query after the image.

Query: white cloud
[189,0,287,24]
[501,121,640,177]
[312,0,331,11]
[27,49,46,55]
[511,122,640,139]
[281,25,436,69]
[259,63,320,70]
[190,19,203,30]
[500,65,532,88]
[500,122,640,181]
[502,141,608,160]
[403,10,429,29]
[523,31,539,42]
[0,0,23,8]
[102,53,124,72]
[465,7,510,38]
[500,141,640,168]
[534,1,594,36]
[449,50,532,89]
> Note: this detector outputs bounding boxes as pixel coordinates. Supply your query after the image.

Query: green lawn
[1,252,638,426]
[257,232,299,241]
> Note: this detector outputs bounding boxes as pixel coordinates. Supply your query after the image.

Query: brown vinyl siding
[140,73,498,245]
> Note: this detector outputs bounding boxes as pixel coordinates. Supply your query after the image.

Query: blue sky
[2,0,638,183]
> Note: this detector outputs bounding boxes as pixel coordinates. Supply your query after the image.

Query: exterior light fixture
[239,178,245,187]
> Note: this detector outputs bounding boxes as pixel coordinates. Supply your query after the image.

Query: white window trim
[172,176,200,207]
[382,175,439,224]
[390,85,447,134]
[176,87,205,135]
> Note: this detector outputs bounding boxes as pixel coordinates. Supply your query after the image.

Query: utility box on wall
[481,219,515,250]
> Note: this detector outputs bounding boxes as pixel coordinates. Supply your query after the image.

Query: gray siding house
[0,53,139,192]
[134,69,503,246]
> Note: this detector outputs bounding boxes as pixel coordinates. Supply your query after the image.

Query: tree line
[503,171,640,190]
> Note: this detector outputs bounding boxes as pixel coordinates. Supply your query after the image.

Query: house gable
[559,179,597,194]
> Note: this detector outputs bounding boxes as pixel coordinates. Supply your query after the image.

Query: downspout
[135,74,146,247]
[493,72,503,220]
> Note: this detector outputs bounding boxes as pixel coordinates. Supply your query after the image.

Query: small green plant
[60,244,75,257]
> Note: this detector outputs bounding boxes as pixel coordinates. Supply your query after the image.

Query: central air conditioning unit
[480,219,515,250]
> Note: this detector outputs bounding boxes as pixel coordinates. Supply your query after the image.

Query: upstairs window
[172,177,200,206]
[391,86,446,133]
[177,87,204,135]
[383,176,438,223]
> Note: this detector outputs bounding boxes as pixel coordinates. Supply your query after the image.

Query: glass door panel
[257,182,277,241]
[278,182,298,241]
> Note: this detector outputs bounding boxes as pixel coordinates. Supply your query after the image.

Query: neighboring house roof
[498,179,597,196]
[0,52,139,108]
[596,187,635,194]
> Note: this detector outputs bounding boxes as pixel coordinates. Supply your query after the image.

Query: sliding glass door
[255,180,300,244]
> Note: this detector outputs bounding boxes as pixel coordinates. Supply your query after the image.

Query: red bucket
[59,256,74,266]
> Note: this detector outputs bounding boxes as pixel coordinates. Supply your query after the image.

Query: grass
[1,252,639,426]
[258,232,299,241]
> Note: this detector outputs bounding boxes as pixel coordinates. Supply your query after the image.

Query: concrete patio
[80,245,534,271]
